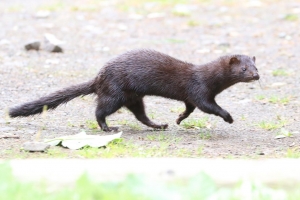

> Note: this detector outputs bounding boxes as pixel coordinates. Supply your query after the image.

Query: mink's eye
[242,67,246,71]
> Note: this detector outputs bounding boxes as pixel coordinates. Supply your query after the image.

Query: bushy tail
[9,80,95,118]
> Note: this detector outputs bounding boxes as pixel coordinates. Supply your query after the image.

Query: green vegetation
[76,139,201,158]
[284,13,298,21]
[198,131,212,140]
[85,120,99,130]
[255,94,291,105]
[46,148,67,158]
[1,163,300,200]
[165,38,186,43]
[147,133,169,141]
[257,119,287,130]
[182,117,209,129]
[170,106,185,113]
[272,69,290,76]
[255,94,266,101]
[268,96,290,105]
[187,19,200,26]
[286,148,300,158]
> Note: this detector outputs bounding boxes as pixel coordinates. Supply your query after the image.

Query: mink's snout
[253,73,260,80]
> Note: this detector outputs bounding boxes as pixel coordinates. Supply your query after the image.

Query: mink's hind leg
[126,98,168,130]
[176,102,195,125]
[95,96,123,132]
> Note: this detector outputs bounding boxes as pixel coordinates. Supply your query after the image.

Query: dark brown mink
[9,49,259,132]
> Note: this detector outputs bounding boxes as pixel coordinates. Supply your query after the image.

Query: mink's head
[228,55,259,83]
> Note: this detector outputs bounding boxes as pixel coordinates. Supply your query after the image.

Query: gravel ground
[0,0,299,158]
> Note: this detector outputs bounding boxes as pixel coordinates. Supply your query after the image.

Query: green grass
[198,131,212,140]
[46,148,67,158]
[170,107,185,113]
[165,38,186,43]
[85,120,99,130]
[182,117,209,129]
[37,1,102,12]
[284,13,298,21]
[255,94,266,101]
[257,119,287,130]
[268,96,290,105]
[255,95,291,105]
[1,163,300,200]
[272,69,290,76]
[76,139,200,158]
[147,133,169,141]
[187,19,200,26]
[286,148,300,158]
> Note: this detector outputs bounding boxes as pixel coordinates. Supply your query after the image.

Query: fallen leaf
[45,131,122,150]
[275,135,286,139]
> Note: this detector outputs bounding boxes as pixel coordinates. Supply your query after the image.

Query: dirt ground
[0,0,299,158]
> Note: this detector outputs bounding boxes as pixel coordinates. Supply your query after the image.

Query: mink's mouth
[243,77,259,83]
[244,74,260,82]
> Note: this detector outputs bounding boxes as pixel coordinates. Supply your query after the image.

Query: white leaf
[275,135,286,139]
[44,131,122,150]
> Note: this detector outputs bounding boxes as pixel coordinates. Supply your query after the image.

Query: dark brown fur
[9,49,259,131]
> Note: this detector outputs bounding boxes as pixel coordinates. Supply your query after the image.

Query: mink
[9,49,259,132]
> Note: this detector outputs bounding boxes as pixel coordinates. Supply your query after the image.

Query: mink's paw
[160,124,168,130]
[224,114,234,124]
[176,118,182,125]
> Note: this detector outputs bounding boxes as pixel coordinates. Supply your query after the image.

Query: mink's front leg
[196,98,233,124]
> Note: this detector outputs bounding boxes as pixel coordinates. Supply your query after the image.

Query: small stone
[196,48,210,54]
[218,42,230,47]
[258,152,265,155]
[117,24,128,31]
[22,141,50,152]
[147,13,165,19]
[35,10,51,18]
[25,41,40,51]
[44,33,64,53]
[278,32,286,38]
[128,13,144,20]
[45,59,60,65]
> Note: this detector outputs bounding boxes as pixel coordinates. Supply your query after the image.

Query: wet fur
[9,49,259,131]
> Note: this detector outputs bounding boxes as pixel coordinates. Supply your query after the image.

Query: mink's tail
[9,80,95,118]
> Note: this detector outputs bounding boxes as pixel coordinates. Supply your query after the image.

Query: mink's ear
[253,56,256,63]
[229,57,239,65]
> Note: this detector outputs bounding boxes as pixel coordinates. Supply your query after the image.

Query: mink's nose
[253,73,260,80]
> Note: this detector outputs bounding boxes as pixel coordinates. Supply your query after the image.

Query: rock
[44,33,64,53]
[22,141,50,152]
[24,41,40,51]
[35,10,51,18]
[196,48,210,54]
[147,13,165,19]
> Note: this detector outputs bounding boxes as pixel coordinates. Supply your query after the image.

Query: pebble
[44,33,64,53]
[147,13,165,19]
[35,10,51,18]
[24,41,40,51]
[22,141,50,152]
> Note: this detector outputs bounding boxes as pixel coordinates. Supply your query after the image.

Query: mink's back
[96,49,195,100]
